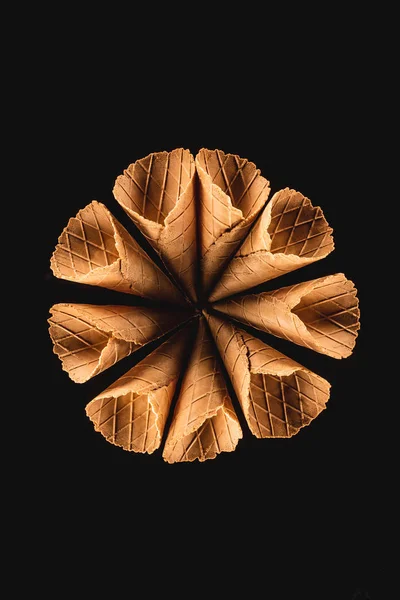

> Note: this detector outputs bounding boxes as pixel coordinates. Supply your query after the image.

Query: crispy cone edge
[209,188,334,301]
[196,149,271,296]
[163,318,242,463]
[113,149,198,302]
[48,303,193,383]
[212,273,360,359]
[204,312,331,438]
[85,325,194,453]
[50,200,185,305]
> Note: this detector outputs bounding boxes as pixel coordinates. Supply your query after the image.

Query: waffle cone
[85,325,194,453]
[163,317,242,463]
[48,303,191,383]
[205,312,330,438]
[196,149,270,296]
[213,273,360,359]
[50,200,185,305]
[113,149,198,302]
[209,188,334,301]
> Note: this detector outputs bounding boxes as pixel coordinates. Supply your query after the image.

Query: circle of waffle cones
[49,148,360,463]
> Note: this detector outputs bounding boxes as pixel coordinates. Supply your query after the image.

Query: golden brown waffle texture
[49,148,360,463]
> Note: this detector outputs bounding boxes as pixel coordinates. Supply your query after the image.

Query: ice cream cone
[85,324,195,453]
[209,188,334,301]
[50,200,185,305]
[212,273,360,359]
[48,303,192,383]
[196,149,270,297]
[163,317,242,463]
[204,312,330,438]
[113,149,198,302]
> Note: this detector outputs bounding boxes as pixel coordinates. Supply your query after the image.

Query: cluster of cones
[49,148,360,463]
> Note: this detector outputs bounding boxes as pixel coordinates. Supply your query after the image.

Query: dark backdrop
[34,33,384,599]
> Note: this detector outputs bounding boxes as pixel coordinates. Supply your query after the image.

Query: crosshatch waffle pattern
[163,318,242,463]
[268,188,334,257]
[113,149,198,302]
[196,149,271,294]
[48,303,186,383]
[49,148,359,463]
[205,313,330,439]
[213,273,360,359]
[209,188,334,301]
[85,328,191,452]
[50,200,184,304]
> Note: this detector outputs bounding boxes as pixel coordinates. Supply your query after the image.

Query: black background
[32,14,388,599]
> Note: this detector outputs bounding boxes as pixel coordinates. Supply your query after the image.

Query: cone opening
[196,149,269,219]
[86,392,159,453]
[163,406,240,463]
[115,149,195,226]
[248,370,329,438]
[292,276,360,357]
[51,202,120,280]
[49,307,110,383]
[268,190,333,258]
